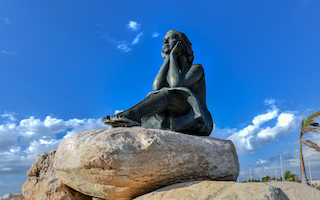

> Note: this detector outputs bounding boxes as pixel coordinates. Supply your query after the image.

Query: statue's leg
[128,90,191,118]
[102,90,191,127]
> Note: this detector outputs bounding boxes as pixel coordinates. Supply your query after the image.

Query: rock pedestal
[22,150,92,200]
[53,127,239,200]
[134,181,320,200]
[134,181,290,200]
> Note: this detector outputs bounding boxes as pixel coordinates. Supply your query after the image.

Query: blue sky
[1,0,320,195]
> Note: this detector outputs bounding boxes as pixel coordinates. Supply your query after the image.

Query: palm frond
[303,127,320,133]
[310,122,320,127]
[299,138,320,152]
[304,111,320,127]
[300,110,320,136]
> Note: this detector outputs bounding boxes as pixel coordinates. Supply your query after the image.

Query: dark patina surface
[102,30,213,136]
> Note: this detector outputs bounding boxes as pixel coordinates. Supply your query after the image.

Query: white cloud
[132,32,143,45]
[252,108,278,126]
[117,42,132,52]
[0,113,110,196]
[265,98,276,105]
[1,112,17,122]
[240,139,320,181]
[0,113,110,195]
[226,100,300,155]
[1,50,17,55]
[63,118,107,139]
[2,17,10,24]
[16,116,68,146]
[252,99,279,126]
[256,159,267,165]
[115,110,123,114]
[210,126,237,138]
[127,21,140,31]
[101,21,143,52]
[152,32,159,38]
[215,100,320,181]
[0,113,108,159]
[101,35,132,53]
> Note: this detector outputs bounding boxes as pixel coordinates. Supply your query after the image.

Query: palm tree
[300,110,320,184]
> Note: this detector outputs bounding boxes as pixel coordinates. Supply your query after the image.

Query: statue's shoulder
[193,63,203,67]
[192,63,204,70]
[191,64,204,73]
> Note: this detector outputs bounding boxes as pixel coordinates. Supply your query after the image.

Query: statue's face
[163,32,180,54]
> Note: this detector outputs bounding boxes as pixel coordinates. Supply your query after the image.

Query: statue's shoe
[102,115,141,127]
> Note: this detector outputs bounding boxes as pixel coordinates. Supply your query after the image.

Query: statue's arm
[167,42,183,87]
[152,59,169,90]
[167,54,182,87]
[183,64,204,88]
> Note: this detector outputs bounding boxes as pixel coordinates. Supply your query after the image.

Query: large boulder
[53,127,239,200]
[22,150,92,200]
[134,181,289,200]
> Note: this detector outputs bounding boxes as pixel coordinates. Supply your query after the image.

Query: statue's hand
[161,51,170,60]
[170,41,183,57]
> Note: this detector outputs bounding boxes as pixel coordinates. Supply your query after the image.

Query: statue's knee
[158,90,170,100]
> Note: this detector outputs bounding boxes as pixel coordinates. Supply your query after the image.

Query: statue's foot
[102,114,141,128]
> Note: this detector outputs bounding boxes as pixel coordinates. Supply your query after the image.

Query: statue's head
[162,30,194,64]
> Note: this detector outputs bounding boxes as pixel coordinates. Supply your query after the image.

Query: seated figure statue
[102,30,213,136]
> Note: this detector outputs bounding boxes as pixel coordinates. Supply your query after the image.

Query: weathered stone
[134,181,289,200]
[265,181,320,200]
[53,127,239,200]
[22,150,92,200]
[0,193,25,200]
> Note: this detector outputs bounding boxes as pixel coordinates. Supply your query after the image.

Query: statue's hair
[167,30,194,64]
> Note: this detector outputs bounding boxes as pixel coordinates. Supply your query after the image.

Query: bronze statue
[102,30,213,136]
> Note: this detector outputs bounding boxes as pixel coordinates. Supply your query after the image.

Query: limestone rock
[265,181,320,200]
[53,127,239,200]
[134,181,289,200]
[0,193,25,200]
[22,150,92,200]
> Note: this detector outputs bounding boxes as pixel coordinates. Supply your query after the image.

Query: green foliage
[284,170,298,181]
[262,175,270,182]
[242,179,261,183]
[300,110,320,137]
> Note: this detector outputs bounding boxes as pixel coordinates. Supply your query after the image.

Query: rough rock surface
[53,127,239,200]
[0,193,25,200]
[265,181,320,200]
[22,150,92,200]
[134,181,289,200]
